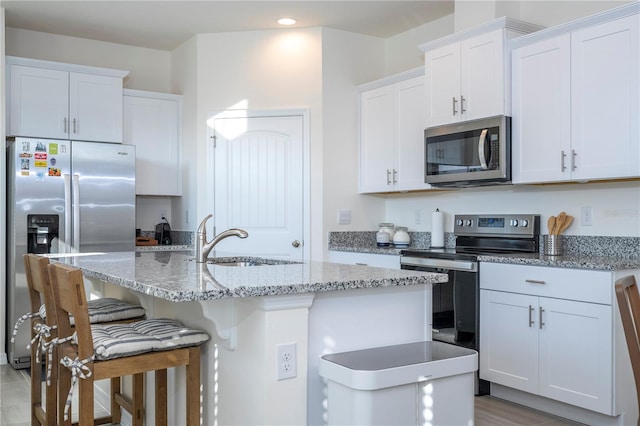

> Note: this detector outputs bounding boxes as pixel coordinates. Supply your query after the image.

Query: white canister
[393,227,410,247]
[377,223,395,247]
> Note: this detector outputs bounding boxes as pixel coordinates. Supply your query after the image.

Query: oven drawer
[480,263,611,305]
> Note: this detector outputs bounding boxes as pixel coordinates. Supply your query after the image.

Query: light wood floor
[1,363,581,425]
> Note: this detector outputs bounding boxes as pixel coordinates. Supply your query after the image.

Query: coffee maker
[27,214,59,254]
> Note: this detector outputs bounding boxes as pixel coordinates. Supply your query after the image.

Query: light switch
[338,209,351,225]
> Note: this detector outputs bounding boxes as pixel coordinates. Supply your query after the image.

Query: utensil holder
[544,235,563,256]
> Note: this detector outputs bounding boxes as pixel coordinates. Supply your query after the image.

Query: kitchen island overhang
[48,250,447,301]
[46,250,447,425]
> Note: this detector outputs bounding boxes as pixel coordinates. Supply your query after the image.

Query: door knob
[292,240,301,248]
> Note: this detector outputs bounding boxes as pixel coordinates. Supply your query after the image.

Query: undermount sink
[214,261,265,267]
[206,257,302,267]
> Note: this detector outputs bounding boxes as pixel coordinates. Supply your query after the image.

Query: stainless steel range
[400,213,540,394]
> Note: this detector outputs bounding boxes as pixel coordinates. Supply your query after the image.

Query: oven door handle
[401,256,477,272]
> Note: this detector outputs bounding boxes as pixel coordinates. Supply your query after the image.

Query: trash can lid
[321,341,475,371]
[319,341,478,390]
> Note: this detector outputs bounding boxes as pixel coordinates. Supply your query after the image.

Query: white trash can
[318,341,477,426]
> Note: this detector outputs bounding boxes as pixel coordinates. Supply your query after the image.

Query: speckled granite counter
[48,251,447,302]
[329,232,640,271]
[477,252,640,271]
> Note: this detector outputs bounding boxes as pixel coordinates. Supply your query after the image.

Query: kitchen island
[50,250,447,425]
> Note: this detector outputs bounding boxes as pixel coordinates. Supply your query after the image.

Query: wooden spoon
[557,215,573,235]
[547,216,556,235]
[555,212,567,235]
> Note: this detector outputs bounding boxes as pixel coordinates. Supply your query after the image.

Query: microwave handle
[478,128,489,170]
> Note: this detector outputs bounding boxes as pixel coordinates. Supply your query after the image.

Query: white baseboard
[0,353,7,365]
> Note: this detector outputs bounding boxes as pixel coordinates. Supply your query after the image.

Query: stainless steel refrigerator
[6,137,136,368]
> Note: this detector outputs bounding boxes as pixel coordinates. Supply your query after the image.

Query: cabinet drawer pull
[528,305,535,327]
[539,307,545,329]
[525,279,546,284]
[452,97,458,115]
[355,263,368,266]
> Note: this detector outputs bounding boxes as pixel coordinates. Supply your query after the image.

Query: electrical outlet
[276,342,297,380]
[160,210,167,221]
[581,206,593,226]
[415,209,423,225]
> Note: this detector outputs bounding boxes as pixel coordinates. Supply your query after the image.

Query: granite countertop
[329,244,640,271]
[47,251,447,302]
[477,252,640,271]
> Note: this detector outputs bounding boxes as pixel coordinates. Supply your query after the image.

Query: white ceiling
[2,1,455,51]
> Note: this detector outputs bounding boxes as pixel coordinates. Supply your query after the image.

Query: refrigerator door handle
[72,174,81,252]
[64,174,72,253]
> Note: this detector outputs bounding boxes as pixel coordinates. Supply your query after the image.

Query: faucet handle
[197,214,213,235]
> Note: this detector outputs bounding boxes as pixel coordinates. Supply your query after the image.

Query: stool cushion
[91,318,209,361]
[86,298,146,324]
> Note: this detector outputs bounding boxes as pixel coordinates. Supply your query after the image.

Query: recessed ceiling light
[277,17,297,26]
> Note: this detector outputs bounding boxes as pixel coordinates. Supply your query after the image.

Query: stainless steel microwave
[425,115,511,187]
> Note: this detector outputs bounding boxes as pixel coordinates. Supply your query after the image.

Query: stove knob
[510,219,519,227]
[521,219,529,227]
[464,219,472,227]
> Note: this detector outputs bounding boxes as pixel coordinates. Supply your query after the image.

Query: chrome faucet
[195,214,249,263]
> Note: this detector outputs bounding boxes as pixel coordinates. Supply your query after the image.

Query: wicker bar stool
[47,261,209,426]
[23,254,147,426]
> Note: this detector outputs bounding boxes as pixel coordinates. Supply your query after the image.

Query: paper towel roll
[431,210,445,248]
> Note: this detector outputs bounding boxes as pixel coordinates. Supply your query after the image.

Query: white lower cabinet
[329,251,400,269]
[480,263,613,414]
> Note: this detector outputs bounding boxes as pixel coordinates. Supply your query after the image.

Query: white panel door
[461,29,504,121]
[211,114,304,261]
[480,289,539,393]
[9,65,69,139]
[69,72,123,143]
[538,297,613,414]
[571,15,640,180]
[425,42,461,127]
[511,34,571,183]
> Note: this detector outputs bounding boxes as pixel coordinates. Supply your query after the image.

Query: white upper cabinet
[359,70,431,193]
[6,56,128,143]
[421,18,541,128]
[512,5,639,184]
[123,89,182,196]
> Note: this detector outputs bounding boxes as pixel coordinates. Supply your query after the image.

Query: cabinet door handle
[525,279,546,284]
[539,307,545,329]
[73,118,77,134]
[452,97,458,115]
[571,150,577,171]
[355,262,368,266]
[528,305,535,327]
[460,95,466,114]
[393,169,398,184]
[561,150,567,171]
[64,117,68,134]
[386,169,391,185]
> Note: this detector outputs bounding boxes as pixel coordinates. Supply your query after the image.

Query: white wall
[321,28,388,256]
[5,27,172,92]
[182,29,326,259]
[384,181,640,237]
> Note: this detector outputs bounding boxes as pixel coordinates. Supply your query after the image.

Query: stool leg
[78,373,95,426]
[132,373,144,426]
[58,364,72,426]
[186,347,201,426]
[30,345,42,426]
[110,377,121,424]
[155,369,167,426]
[45,348,58,426]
